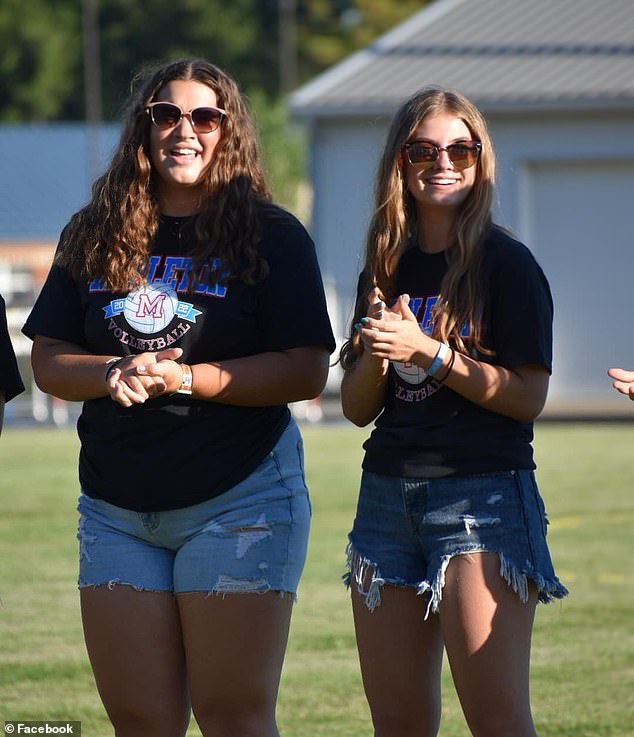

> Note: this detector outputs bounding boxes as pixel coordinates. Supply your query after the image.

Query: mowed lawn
[1,422,632,736]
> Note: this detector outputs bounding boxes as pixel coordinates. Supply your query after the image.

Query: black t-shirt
[23,203,335,511]
[0,295,25,402]
[361,226,553,478]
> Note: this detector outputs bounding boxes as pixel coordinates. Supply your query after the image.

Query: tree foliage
[0,0,428,211]
[0,0,427,121]
[293,0,425,83]
[97,0,260,118]
[0,0,80,121]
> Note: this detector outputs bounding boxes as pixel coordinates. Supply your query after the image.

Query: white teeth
[172,148,197,155]
[428,178,456,185]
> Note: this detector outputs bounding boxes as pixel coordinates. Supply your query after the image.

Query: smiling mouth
[426,177,459,185]
[170,148,199,158]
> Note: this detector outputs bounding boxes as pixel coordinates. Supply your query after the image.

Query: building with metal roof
[291,0,634,116]
[289,0,634,417]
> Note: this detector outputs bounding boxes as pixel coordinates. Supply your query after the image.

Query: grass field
[1,422,633,736]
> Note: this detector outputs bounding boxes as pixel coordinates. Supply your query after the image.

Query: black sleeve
[22,264,88,349]
[255,215,336,354]
[484,240,553,373]
[0,295,25,402]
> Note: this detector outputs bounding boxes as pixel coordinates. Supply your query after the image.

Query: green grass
[1,423,633,736]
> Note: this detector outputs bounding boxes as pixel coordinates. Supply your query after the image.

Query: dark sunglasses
[403,140,482,170]
[146,102,227,133]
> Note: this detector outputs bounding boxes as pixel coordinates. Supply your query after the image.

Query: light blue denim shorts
[77,419,310,596]
[345,469,568,617]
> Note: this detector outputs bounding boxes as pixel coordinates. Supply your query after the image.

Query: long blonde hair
[340,87,496,369]
[55,58,272,290]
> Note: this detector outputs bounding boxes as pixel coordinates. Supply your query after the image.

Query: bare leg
[351,584,445,737]
[178,591,294,737]
[439,552,539,737]
[80,586,190,737]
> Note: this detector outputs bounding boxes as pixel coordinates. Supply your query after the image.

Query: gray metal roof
[290,0,634,118]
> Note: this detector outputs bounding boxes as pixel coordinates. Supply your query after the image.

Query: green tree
[98,0,260,118]
[292,0,427,88]
[0,1,429,120]
[249,89,308,215]
[0,1,428,211]
[0,0,80,121]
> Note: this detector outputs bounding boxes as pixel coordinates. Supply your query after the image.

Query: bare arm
[439,354,548,422]
[340,287,390,426]
[196,346,331,405]
[33,336,330,407]
[31,336,178,403]
[341,350,389,427]
[32,336,123,401]
[142,346,331,406]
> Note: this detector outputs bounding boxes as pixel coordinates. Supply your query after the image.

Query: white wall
[490,111,634,413]
[309,118,389,339]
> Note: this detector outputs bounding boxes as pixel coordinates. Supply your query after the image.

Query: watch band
[105,357,126,381]
[176,363,193,395]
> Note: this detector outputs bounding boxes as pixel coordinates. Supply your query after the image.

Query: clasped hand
[357,288,436,365]
[106,348,184,407]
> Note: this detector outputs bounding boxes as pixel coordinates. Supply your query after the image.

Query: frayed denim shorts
[345,469,568,618]
[77,418,310,597]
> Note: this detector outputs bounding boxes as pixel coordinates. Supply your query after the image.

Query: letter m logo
[136,293,166,318]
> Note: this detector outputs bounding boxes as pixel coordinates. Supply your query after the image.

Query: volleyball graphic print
[393,360,428,385]
[123,282,179,334]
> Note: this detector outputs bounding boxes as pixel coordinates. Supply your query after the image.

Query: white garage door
[524,160,634,415]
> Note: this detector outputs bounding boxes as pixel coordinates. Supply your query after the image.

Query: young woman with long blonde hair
[341,87,567,737]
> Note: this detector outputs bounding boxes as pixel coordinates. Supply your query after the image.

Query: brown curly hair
[55,58,272,290]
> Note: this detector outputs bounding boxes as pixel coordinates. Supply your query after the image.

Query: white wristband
[426,342,449,377]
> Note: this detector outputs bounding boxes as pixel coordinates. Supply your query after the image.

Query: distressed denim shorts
[345,469,568,618]
[77,419,310,596]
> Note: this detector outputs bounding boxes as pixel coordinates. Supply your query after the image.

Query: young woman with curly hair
[24,58,334,737]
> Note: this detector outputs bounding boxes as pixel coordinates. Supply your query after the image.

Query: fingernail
[138,365,146,373]
[373,301,383,308]
[361,317,370,324]
[353,323,362,331]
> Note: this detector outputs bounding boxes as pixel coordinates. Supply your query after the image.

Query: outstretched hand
[607,367,634,401]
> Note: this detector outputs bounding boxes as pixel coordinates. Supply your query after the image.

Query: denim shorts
[77,419,310,596]
[345,469,568,618]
